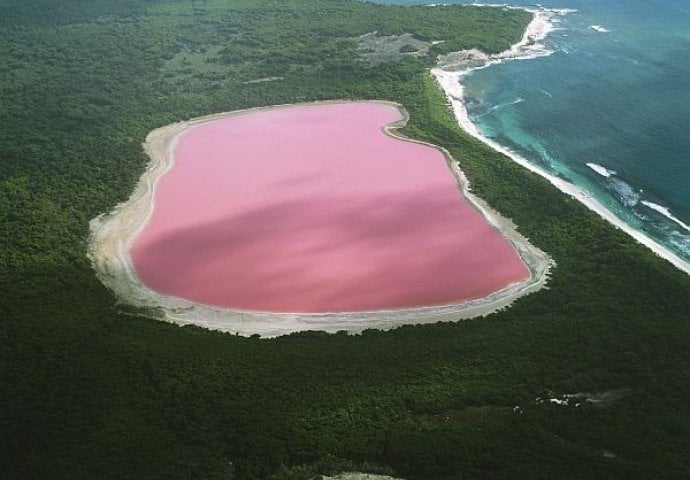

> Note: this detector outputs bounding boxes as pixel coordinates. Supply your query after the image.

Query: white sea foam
[641,201,690,233]
[540,88,553,97]
[586,162,616,178]
[470,3,577,14]
[609,179,640,207]
[431,7,690,275]
[590,25,610,33]
[669,233,690,256]
[477,98,524,118]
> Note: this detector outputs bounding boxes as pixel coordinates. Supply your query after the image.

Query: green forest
[2,0,690,479]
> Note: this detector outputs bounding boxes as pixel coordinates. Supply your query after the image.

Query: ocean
[376,0,690,265]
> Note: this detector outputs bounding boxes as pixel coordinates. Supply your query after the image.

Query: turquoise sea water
[377,0,690,264]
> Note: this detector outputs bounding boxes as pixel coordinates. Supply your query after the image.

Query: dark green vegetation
[2,0,690,479]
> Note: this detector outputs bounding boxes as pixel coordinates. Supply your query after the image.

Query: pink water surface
[131,102,528,313]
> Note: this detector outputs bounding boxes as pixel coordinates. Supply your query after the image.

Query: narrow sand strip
[88,101,552,337]
[431,8,690,276]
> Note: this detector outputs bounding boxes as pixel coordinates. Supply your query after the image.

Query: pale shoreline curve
[88,101,552,338]
[431,7,690,276]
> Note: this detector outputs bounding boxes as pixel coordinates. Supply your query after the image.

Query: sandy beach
[431,8,690,276]
[88,100,552,338]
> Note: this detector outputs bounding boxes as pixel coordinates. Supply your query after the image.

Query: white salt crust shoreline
[88,100,552,338]
[431,7,690,276]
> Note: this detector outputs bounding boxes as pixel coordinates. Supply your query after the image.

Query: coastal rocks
[436,49,489,71]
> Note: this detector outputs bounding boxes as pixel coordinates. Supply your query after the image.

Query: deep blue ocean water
[376,0,690,263]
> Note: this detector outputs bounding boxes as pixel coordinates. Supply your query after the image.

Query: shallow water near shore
[377,0,690,263]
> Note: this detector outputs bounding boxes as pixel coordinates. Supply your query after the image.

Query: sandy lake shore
[88,100,552,337]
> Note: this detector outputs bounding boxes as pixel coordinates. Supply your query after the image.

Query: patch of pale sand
[326,474,405,480]
[88,100,552,338]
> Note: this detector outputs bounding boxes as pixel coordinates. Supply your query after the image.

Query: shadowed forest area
[2,1,690,479]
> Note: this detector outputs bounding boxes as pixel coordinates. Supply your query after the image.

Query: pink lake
[131,102,529,313]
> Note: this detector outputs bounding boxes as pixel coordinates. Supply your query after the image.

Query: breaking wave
[590,25,610,33]
[476,98,524,118]
[608,178,640,207]
[586,162,617,178]
[641,201,690,233]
